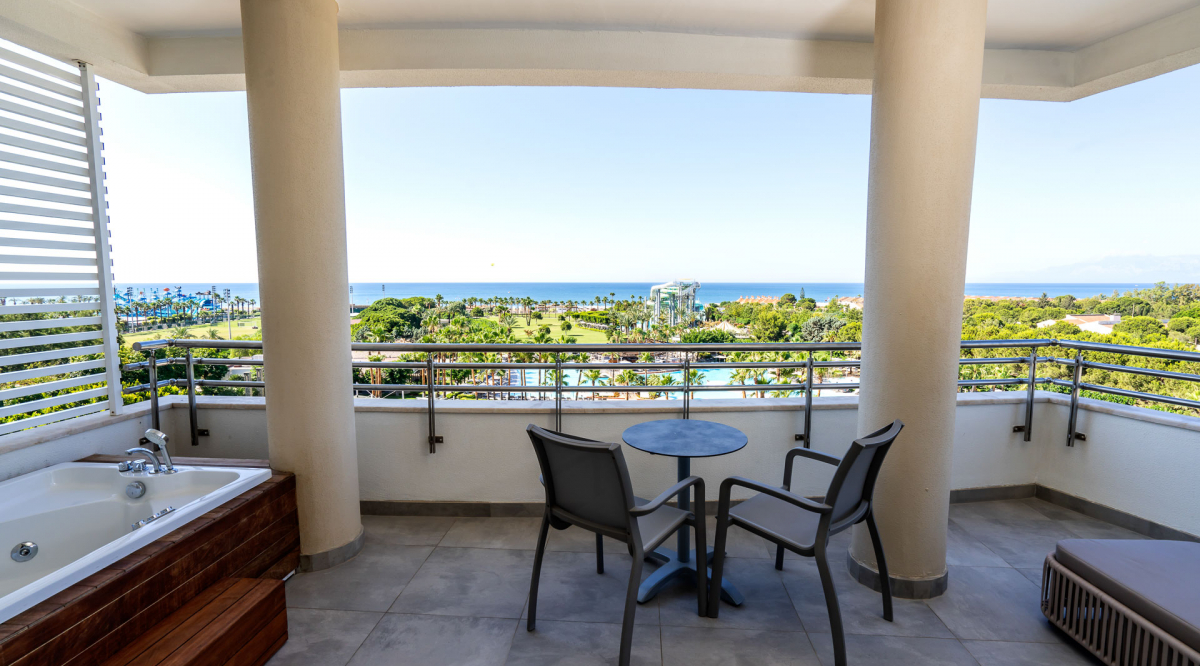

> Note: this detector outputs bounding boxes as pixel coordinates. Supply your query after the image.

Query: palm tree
[615,368,639,400]
[169,325,192,341]
[657,374,679,400]
[687,368,706,398]
[582,369,607,399]
[207,327,221,340]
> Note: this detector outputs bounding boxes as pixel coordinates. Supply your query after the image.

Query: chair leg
[596,533,604,574]
[775,544,785,570]
[527,511,550,632]
[815,542,846,666]
[865,511,893,622]
[619,551,644,666]
[692,485,708,618]
[707,512,729,618]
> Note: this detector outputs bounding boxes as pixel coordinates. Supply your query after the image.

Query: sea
[112,282,1157,306]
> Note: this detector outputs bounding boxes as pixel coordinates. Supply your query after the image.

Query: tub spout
[124,447,163,474]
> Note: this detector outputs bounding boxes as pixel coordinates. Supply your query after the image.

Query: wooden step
[101,578,286,666]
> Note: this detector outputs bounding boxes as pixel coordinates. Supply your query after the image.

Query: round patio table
[622,418,747,606]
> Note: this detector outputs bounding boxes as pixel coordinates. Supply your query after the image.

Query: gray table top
[621,419,748,458]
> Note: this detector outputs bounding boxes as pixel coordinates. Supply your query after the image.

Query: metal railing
[126,338,1200,453]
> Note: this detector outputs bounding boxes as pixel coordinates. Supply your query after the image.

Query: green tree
[779,293,797,305]
[750,310,788,342]
[799,315,845,343]
[1112,316,1166,341]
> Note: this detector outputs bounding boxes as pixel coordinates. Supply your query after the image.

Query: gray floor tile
[925,565,1061,643]
[658,557,802,632]
[946,520,1009,567]
[950,500,1052,527]
[1060,518,1148,540]
[285,544,433,612]
[362,515,456,546]
[661,625,819,666]
[1018,498,1086,522]
[508,620,662,666]
[265,609,382,666]
[807,633,979,666]
[704,517,773,559]
[1018,567,1043,587]
[347,613,517,666]
[522,550,660,626]
[954,518,1078,569]
[441,517,544,549]
[963,639,1100,665]
[777,527,853,562]
[780,559,954,638]
[391,547,533,618]
[546,525,615,553]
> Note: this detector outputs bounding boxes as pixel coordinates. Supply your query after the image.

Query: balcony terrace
[1,0,1199,664]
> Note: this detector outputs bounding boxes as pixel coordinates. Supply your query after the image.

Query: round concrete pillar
[847,0,988,598]
[240,0,363,569]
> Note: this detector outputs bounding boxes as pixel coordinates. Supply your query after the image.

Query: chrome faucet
[143,429,176,473]
[124,447,164,474]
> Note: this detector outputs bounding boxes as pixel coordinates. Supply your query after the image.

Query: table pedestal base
[637,547,745,606]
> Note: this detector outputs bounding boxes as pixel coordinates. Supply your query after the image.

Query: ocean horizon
[111,282,1164,306]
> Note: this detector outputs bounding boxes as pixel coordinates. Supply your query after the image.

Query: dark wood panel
[1,470,297,666]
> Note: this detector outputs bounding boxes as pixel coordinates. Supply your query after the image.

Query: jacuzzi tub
[0,462,271,624]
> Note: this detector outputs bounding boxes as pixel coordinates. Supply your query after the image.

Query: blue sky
[98,64,1199,284]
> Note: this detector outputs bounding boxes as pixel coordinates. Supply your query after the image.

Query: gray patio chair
[526,424,707,666]
[707,419,904,666]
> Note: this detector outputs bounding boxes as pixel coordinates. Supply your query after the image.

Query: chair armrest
[783,447,842,490]
[722,476,831,515]
[630,476,705,517]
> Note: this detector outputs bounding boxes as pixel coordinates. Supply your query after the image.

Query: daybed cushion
[1055,539,1200,653]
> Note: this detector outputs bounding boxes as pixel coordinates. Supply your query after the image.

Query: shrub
[681,329,736,344]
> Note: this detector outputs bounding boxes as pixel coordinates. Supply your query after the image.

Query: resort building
[1038,313,1124,335]
[0,2,1198,666]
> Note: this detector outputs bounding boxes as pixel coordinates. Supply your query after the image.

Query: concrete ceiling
[1,0,1198,99]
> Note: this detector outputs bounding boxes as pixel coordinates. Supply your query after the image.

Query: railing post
[1022,348,1037,442]
[555,353,562,431]
[682,353,690,419]
[1066,349,1084,447]
[802,351,814,448]
[146,349,160,431]
[185,349,199,446]
[427,354,437,453]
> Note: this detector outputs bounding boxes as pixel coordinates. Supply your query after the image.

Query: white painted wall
[4,392,1196,536]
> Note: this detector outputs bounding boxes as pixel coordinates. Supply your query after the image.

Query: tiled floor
[267,498,1144,666]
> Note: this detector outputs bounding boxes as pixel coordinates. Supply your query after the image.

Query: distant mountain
[985,255,1200,283]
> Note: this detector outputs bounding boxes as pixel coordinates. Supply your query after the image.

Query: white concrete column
[240,0,363,568]
[848,0,988,598]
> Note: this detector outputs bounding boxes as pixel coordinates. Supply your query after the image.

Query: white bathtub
[0,462,271,624]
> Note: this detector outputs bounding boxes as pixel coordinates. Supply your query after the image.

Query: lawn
[483,313,610,344]
[121,316,263,345]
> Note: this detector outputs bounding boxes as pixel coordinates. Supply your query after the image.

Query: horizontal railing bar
[120,357,185,371]
[0,384,105,418]
[0,402,106,436]
[0,200,92,221]
[0,97,84,132]
[0,164,88,190]
[1078,383,1200,410]
[0,82,81,115]
[0,61,81,98]
[0,183,90,206]
[0,219,93,236]
[960,339,1053,349]
[0,371,104,401]
[0,131,86,161]
[1080,360,1200,384]
[0,315,100,332]
[0,114,85,146]
[0,301,98,314]
[957,378,1026,387]
[360,342,864,354]
[1045,378,1074,388]
[0,343,102,366]
[195,380,265,389]
[0,146,89,176]
[0,270,98,280]
[0,357,104,383]
[0,329,101,349]
[1058,339,1200,363]
[958,357,1030,366]
[0,253,95,265]
[0,49,81,84]
[0,236,94,251]
[122,379,180,393]
[690,361,809,369]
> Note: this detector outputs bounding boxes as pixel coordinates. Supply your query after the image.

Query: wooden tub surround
[0,458,298,666]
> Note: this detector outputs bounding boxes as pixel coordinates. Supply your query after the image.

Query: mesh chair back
[527,425,636,533]
[825,420,904,525]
